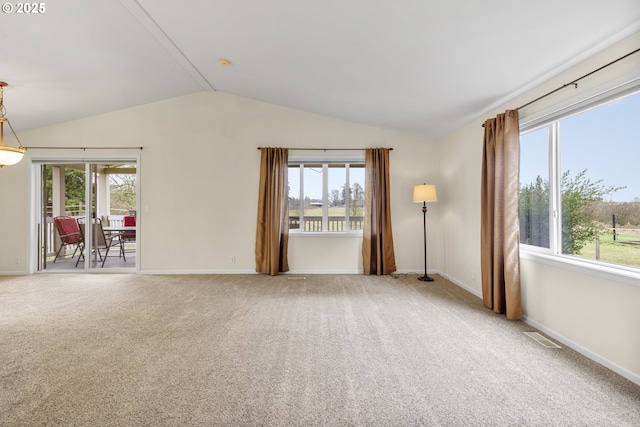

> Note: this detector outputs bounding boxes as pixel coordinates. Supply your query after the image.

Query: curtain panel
[362,148,397,275]
[481,110,522,320]
[255,147,290,276]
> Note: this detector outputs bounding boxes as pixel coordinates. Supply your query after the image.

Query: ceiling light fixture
[0,82,25,167]
[219,58,232,67]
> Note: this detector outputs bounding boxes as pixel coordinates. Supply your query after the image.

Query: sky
[520,90,640,203]
[289,165,365,201]
[290,90,640,204]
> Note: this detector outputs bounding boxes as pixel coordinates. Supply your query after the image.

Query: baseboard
[436,272,640,386]
[0,271,29,276]
[287,269,362,275]
[140,269,365,275]
[392,270,483,298]
[523,316,640,387]
[438,272,482,298]
[393,269,439,278]
[140,269,258,275]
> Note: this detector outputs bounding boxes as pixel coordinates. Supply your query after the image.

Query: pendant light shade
[0,139,25,166]
[0,82,25,168]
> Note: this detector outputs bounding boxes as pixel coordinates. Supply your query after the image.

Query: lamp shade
[413,184,437,203]
[0,83,25,167]
[0,145,25,167]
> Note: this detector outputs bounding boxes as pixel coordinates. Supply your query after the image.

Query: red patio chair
[122,215,136,243]
[53,217,83,262]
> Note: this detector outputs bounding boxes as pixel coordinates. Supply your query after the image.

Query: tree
[520,169,623,255]
[519,176,549,248]
[341,184,351,206]
[586,199,640,228]
[560,170,624,254]
[64,169,86,215]
[42,166,85,216]
[109,174,137,214]
[350,182,364,216]
[329,189,341,207]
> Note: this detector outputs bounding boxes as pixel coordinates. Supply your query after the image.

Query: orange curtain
[255,147,290,275]
[481,110,522,320]
[362,148,397,275]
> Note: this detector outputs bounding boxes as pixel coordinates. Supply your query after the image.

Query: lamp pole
[419,201,433,282]
[413,183,436,282]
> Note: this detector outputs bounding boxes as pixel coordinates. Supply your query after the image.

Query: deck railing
[45,214,364,257]
[289,216,364,231]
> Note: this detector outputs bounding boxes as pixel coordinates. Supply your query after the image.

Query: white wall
[520,258,640,380]
[438,32,640,383]
[2,30,636,384]
[0,161,29,273]
[0,91,440,275]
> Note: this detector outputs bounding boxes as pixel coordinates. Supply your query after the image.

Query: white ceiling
[1,0,639,140]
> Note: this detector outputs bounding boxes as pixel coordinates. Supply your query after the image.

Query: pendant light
[0,81,25,167]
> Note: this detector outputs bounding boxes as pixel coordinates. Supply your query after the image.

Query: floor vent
[524,332,562,348]
[287,276,306,280]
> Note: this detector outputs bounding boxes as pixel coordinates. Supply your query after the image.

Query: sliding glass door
[35,159,138,272]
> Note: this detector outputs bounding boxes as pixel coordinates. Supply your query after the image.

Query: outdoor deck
[43,215,136,271]
[44,244,136,270]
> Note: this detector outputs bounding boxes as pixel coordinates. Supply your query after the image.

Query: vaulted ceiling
[1,0,639,140]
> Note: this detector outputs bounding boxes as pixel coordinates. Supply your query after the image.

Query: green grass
[578,231,640,267]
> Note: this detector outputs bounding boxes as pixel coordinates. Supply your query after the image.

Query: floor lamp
[413,184,437,282]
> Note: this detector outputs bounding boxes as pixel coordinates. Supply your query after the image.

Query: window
[288,162,365,232]
[520,88,640,271]
[520,126,551,249]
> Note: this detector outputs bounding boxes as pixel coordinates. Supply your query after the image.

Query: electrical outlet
[15,256,20,265]
[230,256,236,263]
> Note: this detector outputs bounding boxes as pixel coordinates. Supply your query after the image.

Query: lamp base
[418,275,434,282]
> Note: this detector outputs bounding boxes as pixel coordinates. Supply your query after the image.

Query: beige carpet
[1,273,639,426]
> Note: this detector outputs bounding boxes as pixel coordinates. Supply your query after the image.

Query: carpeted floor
[1,273,639,426]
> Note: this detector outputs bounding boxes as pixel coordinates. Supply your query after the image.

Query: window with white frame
[288,162,365,232]
[519,87,640,271]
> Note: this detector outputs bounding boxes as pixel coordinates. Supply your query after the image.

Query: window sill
[289,231,363,238]
[520,246,640,288]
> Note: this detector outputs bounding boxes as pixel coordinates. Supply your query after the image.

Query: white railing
[289,216,364,231]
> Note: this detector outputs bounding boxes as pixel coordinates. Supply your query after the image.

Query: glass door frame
[29,154,140,273]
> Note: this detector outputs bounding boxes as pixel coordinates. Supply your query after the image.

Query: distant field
[578,230,640,267]
[289,207,364,216]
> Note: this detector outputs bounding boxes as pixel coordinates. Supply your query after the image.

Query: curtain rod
[257,147,393,151]
[23,146,144,150]
[482,47,640,127]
